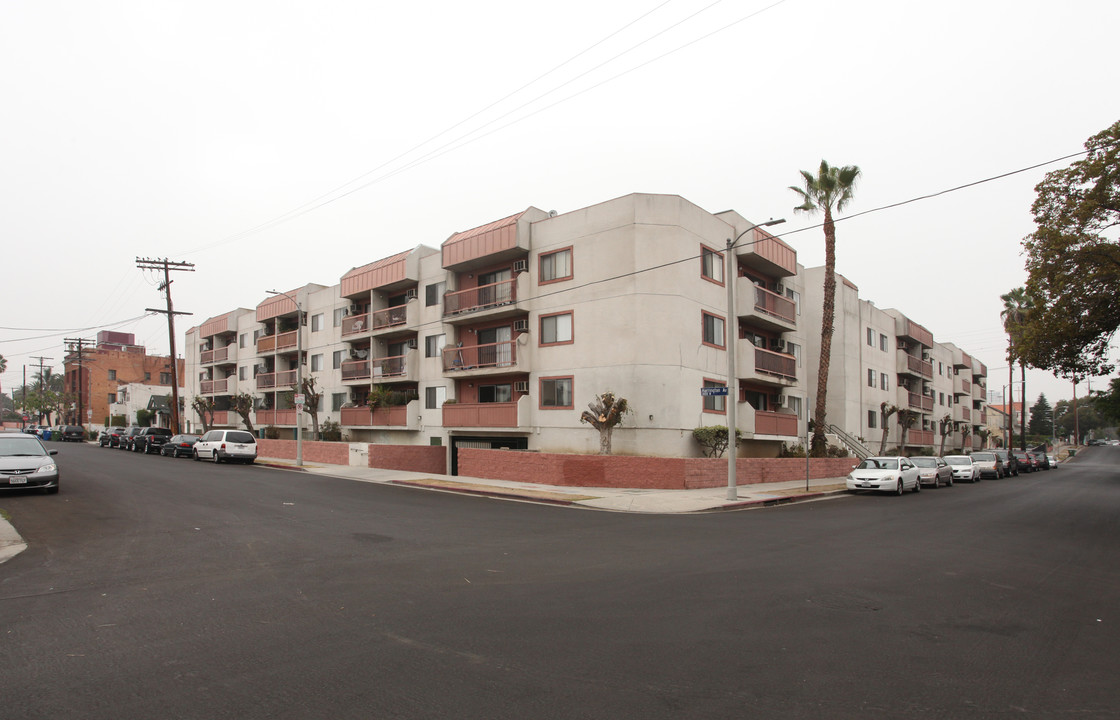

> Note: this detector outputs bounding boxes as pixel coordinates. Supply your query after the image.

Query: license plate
[233,444,245,450]
[859,483,873,488]
[7,476,27,485]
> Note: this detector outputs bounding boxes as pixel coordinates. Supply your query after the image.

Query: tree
[897,409,919,451]
[1001,287,1034,450]
[135,408,152,427]
[1029,393,1053,437]
[0,354,6,420]
[1019,119,1120,378]
[231,392,256,433]
[790,160,862,456]
[579,391,631,455]
[878,403,898,455]
[299,376,322,440]
[959,423,973,453]
[938,413,954,456]
[693,426,741,458]
[191,395,215,432]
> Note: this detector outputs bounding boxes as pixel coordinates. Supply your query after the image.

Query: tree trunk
[240,413,255,433]
[1019,362,1027,450]
[812,207,837,456]
[1008,358,1014,450]
[599,425,612,455]
[879,426,889,455]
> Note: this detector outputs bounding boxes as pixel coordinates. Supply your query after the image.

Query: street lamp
[726,217,786,500]
[266,289,303,467]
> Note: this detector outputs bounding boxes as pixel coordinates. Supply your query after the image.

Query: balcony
[896,317,934,348]
[256,409,297,426]
[257,330,298,354]
[340,401,420,429]
[953,405,972,423]
[897,352,933,379]
[201,378,229,395]
[735,227,797,277]
[908,429,934,447]
[343,353,417,384]
[753,346,797,382]
[444,279,516,318]
[341,306,410,339]
[754,410,799,438]
[341,313,369,338]
[211,410,231,426]
[200,346,232,365]
[953,375,972,396]
[443,341,519,374]
[443,402,519,428]
[256,370,297,390]
[738,282,797,332]
[899,389,933,413]
[341,359,370,382]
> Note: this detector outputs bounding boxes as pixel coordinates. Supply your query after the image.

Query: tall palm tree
[1001,287,1033,450]
[791,160,862,456]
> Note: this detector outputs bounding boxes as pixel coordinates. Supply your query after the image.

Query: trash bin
[41,430,52,441]
[1068,449,1076,457]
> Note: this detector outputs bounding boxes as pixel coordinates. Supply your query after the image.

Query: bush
[692,426,741,458]
[320,419,342,442]
[779,443,806,458]
[826,445,849,458]
[263,425,280,440]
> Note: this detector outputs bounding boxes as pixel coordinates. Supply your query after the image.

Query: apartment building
[185,194,810,465]
[802,268,989,454]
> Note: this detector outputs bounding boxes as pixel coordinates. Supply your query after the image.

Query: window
[160,372,171,384]
[939,361,944,375]
[881,372,889,391]
[425,282,446,307]
[333,308,344,328]
[333,350,343,369]
[311,354,323,372]
[940,392,945,406]
[239,367,247,381]
[743,389,768,411]
[108,393,117,404]
[311,314,323,332]
[867,328,874,346]
[331,393,346,412]
[880,333,888,352]
[425,386,446,409]
[540,377,573,408]
[703,380,726,413]
[253,329,261,343]
[787,341,802,367]
[479,384,512,403]
[239,333,247,348]
[540,312,573,345]
[702,312,725,348]
[868,369,876,387]
[787,396,803,419]
[539,248,573,283]
[701,246,724,284]
[425,334,446,358]
[144,372,151,381]
[108,370,117,381]
[785,287,801,315]
[868,410,878,429]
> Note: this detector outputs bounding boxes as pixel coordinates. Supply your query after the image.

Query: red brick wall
[256,438,349,465]
[369,445,446,474]
[457,450,858,490]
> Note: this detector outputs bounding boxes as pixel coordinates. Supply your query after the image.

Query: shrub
[320,420,342,442]
[779,442,807,458]
[692,425,741,458]
[264,425,280,440]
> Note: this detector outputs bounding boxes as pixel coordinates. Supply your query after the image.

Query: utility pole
[137,258,194,434]
[65,338,94,430]
[31,356,52,425]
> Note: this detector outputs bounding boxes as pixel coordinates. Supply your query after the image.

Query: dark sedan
[60,425,86,442]
[160,434,200,458]
[1012,450,1036,472]
[99,426,127,447]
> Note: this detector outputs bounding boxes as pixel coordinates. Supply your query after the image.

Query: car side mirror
[49,449,58,456]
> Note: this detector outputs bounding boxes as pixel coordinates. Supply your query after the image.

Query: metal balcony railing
[442,341,516,371]
[444,280,515,316]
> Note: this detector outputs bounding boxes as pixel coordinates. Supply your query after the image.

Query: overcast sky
[2,0,1117,410]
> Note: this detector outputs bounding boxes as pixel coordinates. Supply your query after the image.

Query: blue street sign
[700,387,728,396]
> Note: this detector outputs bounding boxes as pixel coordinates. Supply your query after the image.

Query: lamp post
[267,289,303,467]
[726,217,786,501]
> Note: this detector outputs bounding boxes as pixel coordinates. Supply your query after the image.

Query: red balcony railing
[257,330,297,354]
[902,353,934,378]
[200,346,230,364]
[211,410,230,425]
[256,370,297,389]
[340,406,408,427]
[370,305,408,331]
[754,347,796,380]
[753,287,796,324]
[907,392,934,412]
[200,378,228,395]
[909,429,934,446]
[256,409,297,426]
[442,341,516,371]
[341,359,370,381]
[444,280,515,316]
[442,402,518,427]
[755,410,798,437]
[341,313,369,337]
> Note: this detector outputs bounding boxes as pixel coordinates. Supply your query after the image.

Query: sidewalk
[254,457,851,513]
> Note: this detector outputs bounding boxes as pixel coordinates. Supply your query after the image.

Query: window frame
[539,376,574,409]
[539,311,574,347]
[538,247,573,285]
[703,379,727,414]
[702,311,726,349]
[700,245,725,285]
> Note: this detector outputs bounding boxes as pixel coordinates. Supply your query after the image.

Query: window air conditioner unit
[775,394,788,407]
[407,338,418,349]
[774,282,786,295]
[513,259,528,273]
[405,288,418,300]
[349,305,361,315]
[897,340,908,350]
[513,380,529,393]
[770,338,786,352]
[922,351,931,361]
[513,318,529,333]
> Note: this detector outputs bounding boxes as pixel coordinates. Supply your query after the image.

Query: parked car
[118,427,144,450]
[23,424,40,435]
[846,456,921,495]
[1047,453,1058,468]
[1030,451,1050,470]
[161,434,200,458]
[100,426,127,447]
[994,449,1019,476]
[60,425,86,442]
[911,456,953,488]
[0,433,59,494]
[944,455,980,483]
[969,451,1004,479]
[193,429,257,464]
[132,427,174,454]
[1011,450,1036,472]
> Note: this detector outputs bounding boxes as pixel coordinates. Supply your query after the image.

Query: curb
[717,488,850,511]
[0,518,28,565]
[389,479,579,507]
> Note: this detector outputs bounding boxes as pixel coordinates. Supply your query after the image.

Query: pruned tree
[191,395,215,432]
[959,423,973,453]
[790,159,862,456]
[938,413,954,456]
[693,425,742,458]
[231,392,256,433]
[299,376,323,440]
[897,409,919,451]
[579,391,631,455]
[878,403,898,455]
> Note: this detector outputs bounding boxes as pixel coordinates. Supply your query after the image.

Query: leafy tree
[231,392,256,433]
[1029,393,1053,436]
[790,160,862,456]
[1020,119,1120,378]
[1092,378,1120,425]
[579,391,631,455]
[693,425,742,458]
[1001,287,1034,450]
[878,403,898,455]
[135,408,152,427]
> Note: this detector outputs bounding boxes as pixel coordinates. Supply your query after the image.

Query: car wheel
[213,450,221,464]
[895,479,904,496]
[913,478,921,493]
[193,449,200,462]
[947,475,953,487]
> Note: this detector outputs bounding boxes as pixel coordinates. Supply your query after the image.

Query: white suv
[193,430,257,464]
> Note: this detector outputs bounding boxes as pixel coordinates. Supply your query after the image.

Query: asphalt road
[1,442,1118,719]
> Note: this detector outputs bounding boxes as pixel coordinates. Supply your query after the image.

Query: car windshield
[857,458,899,470]
[944,456,971,466]
[226,432,255,443]
[911,458,938,468]
[972,453,996,461]
[0,437,48,457]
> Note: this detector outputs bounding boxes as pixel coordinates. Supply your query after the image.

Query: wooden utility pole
[64,338,94,428]
[136,258,194,434]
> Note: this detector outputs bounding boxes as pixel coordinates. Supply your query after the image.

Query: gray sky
[2,0,1117,409]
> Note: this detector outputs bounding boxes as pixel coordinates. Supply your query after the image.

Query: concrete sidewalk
[254,457,852,513]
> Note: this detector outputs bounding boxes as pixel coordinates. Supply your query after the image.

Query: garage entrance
[450,435,529,475]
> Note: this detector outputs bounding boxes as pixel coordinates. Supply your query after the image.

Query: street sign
[700,387,728,396]
[87,409,92,418]
[294,393,306,406]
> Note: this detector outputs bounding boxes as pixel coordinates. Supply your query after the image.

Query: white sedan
[943,455,980,483]
[847,456,922,495]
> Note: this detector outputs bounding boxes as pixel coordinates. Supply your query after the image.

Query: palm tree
[791,160,862,456]
[1001,288,1033,450]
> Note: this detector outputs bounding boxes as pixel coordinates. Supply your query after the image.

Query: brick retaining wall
[368,445,446,474]
[256,438,349,465]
